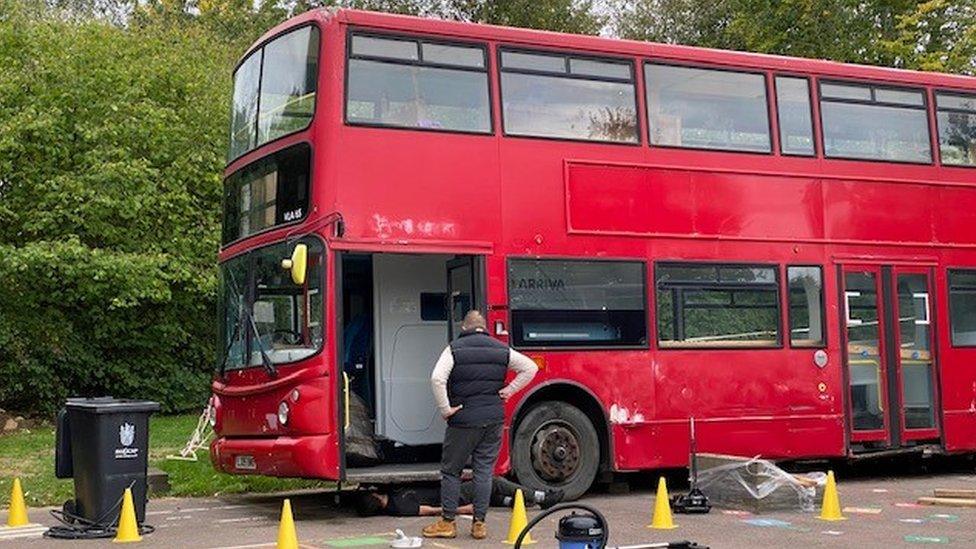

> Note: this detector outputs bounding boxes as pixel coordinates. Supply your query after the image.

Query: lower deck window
[788,266,825,347]
[950,270,976,346]
[656,263,780,348]
[508,259,646,348]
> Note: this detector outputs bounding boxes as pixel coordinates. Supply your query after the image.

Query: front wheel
[511,401,600,501]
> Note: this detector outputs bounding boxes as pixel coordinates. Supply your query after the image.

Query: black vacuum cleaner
[513,502,709,549]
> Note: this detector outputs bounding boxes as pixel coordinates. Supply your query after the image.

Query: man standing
[423,310,538,540]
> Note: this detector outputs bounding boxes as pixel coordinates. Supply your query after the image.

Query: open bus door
[840,263,942,454]
[336,252,486,484]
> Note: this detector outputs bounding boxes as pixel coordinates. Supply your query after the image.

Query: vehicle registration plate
[235,454,256,470]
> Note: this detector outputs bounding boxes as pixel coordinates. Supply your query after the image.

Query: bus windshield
[218,238,325,373]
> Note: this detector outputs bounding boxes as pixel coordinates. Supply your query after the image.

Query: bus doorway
[840,264,941,453]
[338,252,484,481]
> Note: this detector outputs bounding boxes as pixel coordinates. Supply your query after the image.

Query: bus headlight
[277,401,290,426]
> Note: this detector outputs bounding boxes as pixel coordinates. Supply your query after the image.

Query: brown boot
[422,518,457,538]
[471,520,487,540]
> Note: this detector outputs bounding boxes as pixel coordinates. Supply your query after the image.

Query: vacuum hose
[513,502,609,549]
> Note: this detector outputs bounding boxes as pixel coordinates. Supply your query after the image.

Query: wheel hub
[530,423,580,482]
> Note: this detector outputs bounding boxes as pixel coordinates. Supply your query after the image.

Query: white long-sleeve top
[430,339,538,416]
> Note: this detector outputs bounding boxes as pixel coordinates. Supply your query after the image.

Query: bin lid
[65,397,161,414]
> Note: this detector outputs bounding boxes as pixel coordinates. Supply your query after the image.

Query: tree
[0,1,234,413]
[610,0,974,75]
[882,0,976,74]
[611,0,738,48]
[446,0,605,34]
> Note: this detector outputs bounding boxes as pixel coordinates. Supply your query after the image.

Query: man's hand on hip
[442,404,463,419]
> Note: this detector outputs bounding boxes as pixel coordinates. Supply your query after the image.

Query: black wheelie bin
[55,397,160,524]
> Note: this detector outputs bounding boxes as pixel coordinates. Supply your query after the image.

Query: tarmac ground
[3,456,976,548]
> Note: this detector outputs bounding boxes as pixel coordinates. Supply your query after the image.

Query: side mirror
[280,243,308,285]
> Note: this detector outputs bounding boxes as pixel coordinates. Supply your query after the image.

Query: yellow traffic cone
[277,498,299,549]
[818,470,846,521]
[647,476,677,529]
[113,488,142,543]
[503,489,535,545]
[5,478,29,527]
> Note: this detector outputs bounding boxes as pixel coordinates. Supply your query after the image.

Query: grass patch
[0,414,332,507]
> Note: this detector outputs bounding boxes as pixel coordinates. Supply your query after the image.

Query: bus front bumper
[211,434,337,479]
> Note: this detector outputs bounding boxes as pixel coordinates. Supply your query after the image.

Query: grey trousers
[440,423,503,521]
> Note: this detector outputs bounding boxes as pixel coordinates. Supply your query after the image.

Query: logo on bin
[120,423,135,446]
[114,422,138,459]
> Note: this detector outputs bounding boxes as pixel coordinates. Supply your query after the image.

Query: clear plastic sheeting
[697,455,826,513]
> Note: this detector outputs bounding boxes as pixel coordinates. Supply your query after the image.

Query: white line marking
[211,505,247,510]
[0,526,47,534]
[147,509,174,516]
[206,543,276,549]
[178,507,210,513]
[216,516,266,523]
[0,530,45,540]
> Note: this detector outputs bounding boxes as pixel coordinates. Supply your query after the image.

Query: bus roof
[243,8,974,92]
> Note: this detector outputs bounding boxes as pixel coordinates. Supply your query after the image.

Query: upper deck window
[820,81,931,163]
[222,144,310,245]
[345,33,491,133]
[936,91,976,166]
[645,63,771,153]
[229,26,320,162]
[775,76,815,156]
[500,50,638,143]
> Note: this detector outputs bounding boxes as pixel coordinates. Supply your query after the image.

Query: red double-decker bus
[210,9,976,499]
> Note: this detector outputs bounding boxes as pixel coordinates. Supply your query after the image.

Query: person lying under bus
[354,477,563,517]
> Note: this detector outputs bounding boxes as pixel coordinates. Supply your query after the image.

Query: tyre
[511,401,600,501]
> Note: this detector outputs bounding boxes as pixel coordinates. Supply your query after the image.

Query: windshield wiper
[218,320,241,378]
[246,305,277,378]
[222,266,277,378]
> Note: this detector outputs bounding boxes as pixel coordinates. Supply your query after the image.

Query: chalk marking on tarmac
[178,507,211,513]
[430,542,460,549]
[147,509,174,516]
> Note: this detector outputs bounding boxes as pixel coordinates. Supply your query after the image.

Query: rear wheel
[511,401,599,501]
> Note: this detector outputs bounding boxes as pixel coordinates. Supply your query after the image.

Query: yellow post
[112,488,142,543]
[277,498,299,549]
[503,489,535,545]
[5,478,29,527]
[818,470,846,521]
[647,477,677,529]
